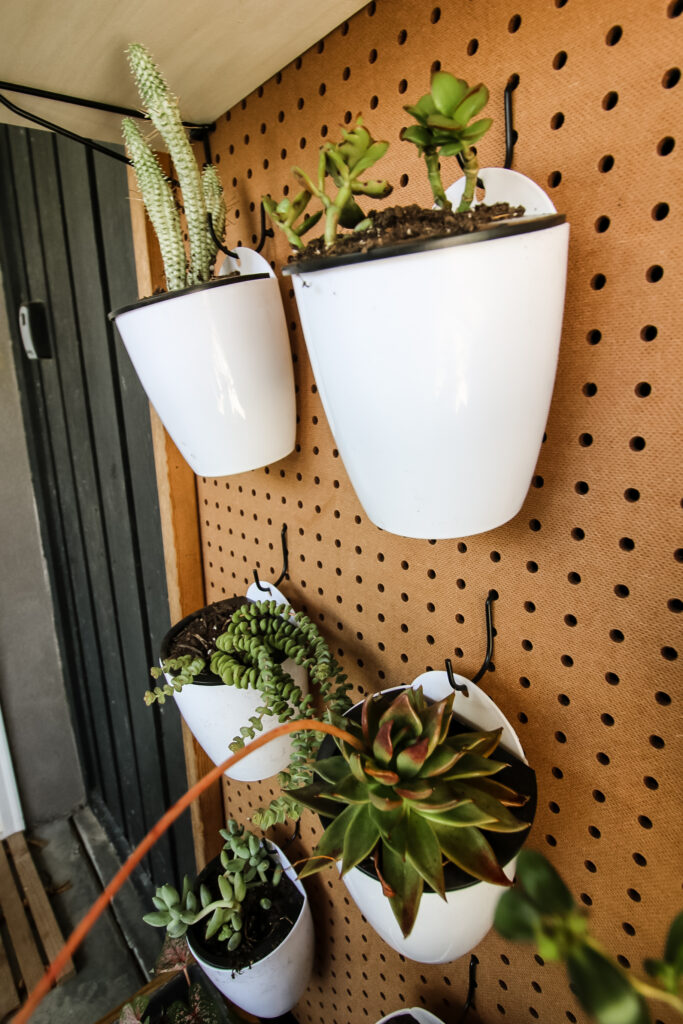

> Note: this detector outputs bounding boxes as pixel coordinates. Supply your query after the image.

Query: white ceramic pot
[284,172,569,538]
[160,592,309,782]
[187,843,314,1019]
[341,672,533,964]
[376,1011,445,1024]
[110,251,296,477]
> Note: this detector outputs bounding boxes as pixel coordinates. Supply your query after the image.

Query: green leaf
[372,721,394,766]
[453,84,490,126]
[494,888,541,941]
[400,125,431,149]
[434,824,512,887]
[664,910,683,972]
[425,112,461,131]
[515,850,574,914]
[420,800,497,828]
[420,745,463,778]
[414,93,437,118]
[143,911,169,928]
[405,813,445,898]
[369,802,405,842]
[364,763,400,786]
[330,775,372,804]
[568,944,651,1024]
[314,756,350,785]
[459,116,493,142]
[285,781,346,818]
[341,803,381,873]
[445,753,508,779]
[472,776,529,808]
[449,782,529,832]
[298,803,357,878]
[382,843,424,939]
[396,737,430,778]
[431,72,469,116]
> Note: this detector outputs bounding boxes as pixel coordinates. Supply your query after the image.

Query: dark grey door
[0,123,194,887]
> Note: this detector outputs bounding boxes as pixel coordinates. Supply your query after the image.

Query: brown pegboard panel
[184,2,682,1021]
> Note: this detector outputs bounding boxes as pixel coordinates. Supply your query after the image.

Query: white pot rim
[282,211,565,276]
[159,595,251,686]
[109,271,271,320]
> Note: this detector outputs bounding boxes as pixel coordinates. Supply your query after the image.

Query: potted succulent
[148,594,352,825]
[286,679,536,964]
[109,44,296,477]
[143,820,314,1019]
[265,69,569,539]
[495,850,683,1024]
[115,964,236,1024]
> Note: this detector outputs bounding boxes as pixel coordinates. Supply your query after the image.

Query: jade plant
[401,71,492,212]
[148,599,353,827]
[263,117,392,249]
[287,686,530,938]
[495,850,683,1024]
[144,821,283,954]
[122,43,227,290]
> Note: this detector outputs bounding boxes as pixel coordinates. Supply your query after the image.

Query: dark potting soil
[291,201,525,262]
[188,867,304,973]
[166,597,248,663]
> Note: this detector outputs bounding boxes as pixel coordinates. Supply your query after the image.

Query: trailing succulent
[263,117,392,249]
[148,600,353,827]
[401,71,492,212]
[144,821,283,954]
[495,851,683,1024]
[287,686,529,938]
[123,43,226,290]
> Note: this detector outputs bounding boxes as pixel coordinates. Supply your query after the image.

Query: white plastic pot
[161,589,309,782]
[284,171,569,538]
[341,672,532,964]
[376,1011,446,1024]
[187,843,314,1019]
[110,249,296,477]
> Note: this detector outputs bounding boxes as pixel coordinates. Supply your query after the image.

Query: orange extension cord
[15,719,362,1023]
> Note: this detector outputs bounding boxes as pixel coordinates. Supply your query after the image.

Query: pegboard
[154,2,682,1021]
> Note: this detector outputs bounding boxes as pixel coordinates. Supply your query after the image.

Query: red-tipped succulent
[287,686,530,938]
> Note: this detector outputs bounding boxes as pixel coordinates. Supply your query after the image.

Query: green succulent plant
[265,118,393,249]
[123,43,227,290]
[495,850,683,1023]
[287,686,530,938]
[148,599,353,828]
[402,70,492,213]
[144,821,283,954]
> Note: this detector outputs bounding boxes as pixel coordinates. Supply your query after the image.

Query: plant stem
[16,719,363,1024]
[630,979,683,1014]
[425,151,450,210]
[457,147,479,213]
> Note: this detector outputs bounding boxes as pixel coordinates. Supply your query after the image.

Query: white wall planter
[160,594,309,782]
[187,843,314,1019]
[336,672,536,964]
[110,250,296,477]
[284,171,569,538]
[376,1011,445,1024]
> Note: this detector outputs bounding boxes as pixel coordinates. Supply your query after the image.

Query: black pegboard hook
[253,523,289,592]
[446,589,498,695]
[504,74,520,169]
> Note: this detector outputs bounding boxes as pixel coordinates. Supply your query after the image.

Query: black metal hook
[471,590,498,684]
[253,523,289,593]
[445,658,469,697]
[255,201,275,254]
[504,74,520,170]
[456,954,479,1023]
[207,212,238,259]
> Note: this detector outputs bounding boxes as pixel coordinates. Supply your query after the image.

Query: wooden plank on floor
[0,930,20,1019]
[0,841,44,991]
[6,832,74,982]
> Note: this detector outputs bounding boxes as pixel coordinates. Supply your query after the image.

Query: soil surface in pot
[188,863,304,973]
[165,597,248,663]
[315,689,537,892]
[291,202,525,262]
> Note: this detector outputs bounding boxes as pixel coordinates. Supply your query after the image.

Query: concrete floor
[23,808,157,1024]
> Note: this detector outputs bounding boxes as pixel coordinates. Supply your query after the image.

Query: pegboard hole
[619,537,635,551]
[579,432,593,446]
[548,170,562,188]
[430,6,441,23]
[668,599,683,613]
[643,776,659,790]
[592,789,606,803]
[590,274,606,291]
[662,67,681,88]
[646,265,663,282]
[627,888,642,902]
[553,50,567,69]
[624,488,640,503]
[652,202,670,220]
[467,38,479,55]
[623,922,636,935]
[587,328,602,345]
[508,14,522,32]
[595,216,610,232]
[550,112,565,130]
[605,672,620,685]
[658,136,675,155]
[575,481,589,495]
[524,601,536,613]
[640,324,657,341]
[585,860,597,873]
[597,752,610,765]
[564,614,577,627]
[397,28,408,44]
[598,154,615,172]
[661,646,678,661]
[601,713,615,726]
[614,584,630,598]
[602,90,619,110]
[491,550,501,562]
[568,571,581,584]
[605,25,623,45]
[520,676,531,688]
[635,381,652,397]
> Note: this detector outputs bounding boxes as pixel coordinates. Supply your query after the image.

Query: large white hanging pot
[283,170,569,538]
[187,843,314,1019]
[333,672,536,964]
[110,248,296,477]
[159,586,308,782]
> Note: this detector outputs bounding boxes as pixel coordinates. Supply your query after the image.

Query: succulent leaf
[341,804,381,874]
[382,843,424,939]
[434,823,513,887]
[405,812,446,898]
[431,72,469,116]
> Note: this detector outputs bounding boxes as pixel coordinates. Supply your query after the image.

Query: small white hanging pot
[376,1011,446,1024]
[331,672,536,964]
[187,843,314,1019]
[283,171,569,538]
[159,587,308,782]
[110,248,296,477]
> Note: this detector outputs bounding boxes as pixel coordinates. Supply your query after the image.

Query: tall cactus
[124,43,226,289]
[122,118,187,291]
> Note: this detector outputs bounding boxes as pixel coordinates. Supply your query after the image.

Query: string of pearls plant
[148,600,353,828]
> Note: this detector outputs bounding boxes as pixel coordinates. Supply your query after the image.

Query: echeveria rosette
[401,71,492,213]
[287,686,529,938]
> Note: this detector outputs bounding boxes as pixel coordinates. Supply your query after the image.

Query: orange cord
[15,719,361,1023]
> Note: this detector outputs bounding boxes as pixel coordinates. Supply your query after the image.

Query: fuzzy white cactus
[123,43,226,290]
